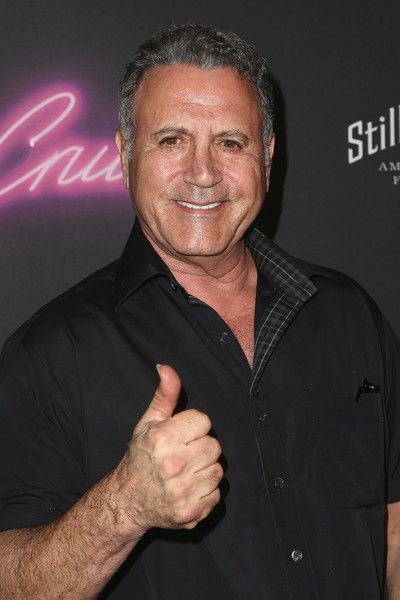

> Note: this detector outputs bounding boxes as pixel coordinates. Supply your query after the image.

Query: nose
[183,143,222,188]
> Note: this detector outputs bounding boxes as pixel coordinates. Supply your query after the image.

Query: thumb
[137,364,181,427]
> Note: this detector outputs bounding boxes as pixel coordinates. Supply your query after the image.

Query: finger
[185,435,222,471]
[191,462,224,498]
[172,408,212,444]
[181,488,222,530]
[136,364,181,428]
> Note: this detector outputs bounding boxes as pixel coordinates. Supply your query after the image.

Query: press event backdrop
[0,0,399,347]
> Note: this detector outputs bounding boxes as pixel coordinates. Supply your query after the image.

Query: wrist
[104,455,149,541]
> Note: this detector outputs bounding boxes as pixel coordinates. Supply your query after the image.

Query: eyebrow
[152,127,190,139]
[216,130,250,144]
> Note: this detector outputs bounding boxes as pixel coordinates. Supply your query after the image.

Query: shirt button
[274,476,285,489]
[291,549,303,562]
[252,388,260,397]
[170,281,177,290]
[219,331,228,342]
[257,412,268,423]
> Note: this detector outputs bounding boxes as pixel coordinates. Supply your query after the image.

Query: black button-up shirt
[1,222,400,599]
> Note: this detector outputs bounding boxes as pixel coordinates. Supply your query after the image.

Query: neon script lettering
[0,85,123,201]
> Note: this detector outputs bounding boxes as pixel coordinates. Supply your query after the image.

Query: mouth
[175,200,223,210]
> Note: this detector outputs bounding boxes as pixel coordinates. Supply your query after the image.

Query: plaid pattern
[247,228,317,392]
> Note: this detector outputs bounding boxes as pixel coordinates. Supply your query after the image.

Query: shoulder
[281,251,388,340]
[292,254,376,307]
[4,260,119,358]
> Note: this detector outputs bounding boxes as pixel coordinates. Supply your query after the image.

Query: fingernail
[155,364,162,374]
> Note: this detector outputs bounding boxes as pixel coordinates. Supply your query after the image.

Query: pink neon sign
[0,84,124,203]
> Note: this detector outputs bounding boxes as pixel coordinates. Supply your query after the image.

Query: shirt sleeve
[0,334,87,532]
[376,315,400,504]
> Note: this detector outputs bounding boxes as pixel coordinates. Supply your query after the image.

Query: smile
[176,200,222,210]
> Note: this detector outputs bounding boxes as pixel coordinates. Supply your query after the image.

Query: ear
[115,129,130,189]
[265,134,275,191]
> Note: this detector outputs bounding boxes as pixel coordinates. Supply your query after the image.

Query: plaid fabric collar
[247,228,318,304]
[246,228,320,390]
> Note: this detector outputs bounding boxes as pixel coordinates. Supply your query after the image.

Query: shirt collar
[114,221,337,310]
[246,227,337,306]
[114,220,177,309]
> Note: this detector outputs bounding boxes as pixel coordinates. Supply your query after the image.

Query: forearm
[386,501,400,600]
[387,548,400,599]
[0,465,145,599]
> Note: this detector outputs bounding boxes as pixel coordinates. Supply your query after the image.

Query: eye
[160,136,180,146]
[222,139,242,150]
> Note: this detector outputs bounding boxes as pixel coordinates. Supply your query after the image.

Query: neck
[145,234,256,301]
[145,232,258,368]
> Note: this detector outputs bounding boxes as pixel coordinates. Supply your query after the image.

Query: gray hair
[118,23,274,162]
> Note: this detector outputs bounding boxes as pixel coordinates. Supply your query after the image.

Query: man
[0,23,399,599]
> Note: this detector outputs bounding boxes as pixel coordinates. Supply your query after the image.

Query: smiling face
[116,64,274,265]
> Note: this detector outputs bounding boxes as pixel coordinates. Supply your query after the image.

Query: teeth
[176,200,221,210]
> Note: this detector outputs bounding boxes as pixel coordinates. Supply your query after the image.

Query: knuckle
[209,437,222,457]
[187,409,211,431]
[207,486,220,504]
[212,487,221,505]
[159,456,185,479]
[199,492,220,519]
[200,413,212,431]
[199,507,212,521]
[168,479,187,501]
[146,425,161,445]
[211,463,224,482]
[184,408,200,418]
[174,503,197,525]
[147,422,173,448]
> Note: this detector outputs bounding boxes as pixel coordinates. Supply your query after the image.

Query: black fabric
[0,221,399,599]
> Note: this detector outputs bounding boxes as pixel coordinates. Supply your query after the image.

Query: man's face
[116,64,274,262]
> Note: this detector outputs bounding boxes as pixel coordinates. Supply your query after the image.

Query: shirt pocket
[309,391,385,508]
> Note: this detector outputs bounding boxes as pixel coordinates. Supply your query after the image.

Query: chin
[168,240,229,258]
[165,226,244,258]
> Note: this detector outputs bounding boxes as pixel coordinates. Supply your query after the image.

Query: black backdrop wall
[0,0,399,347]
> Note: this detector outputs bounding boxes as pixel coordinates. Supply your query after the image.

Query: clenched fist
[115,364,223,534]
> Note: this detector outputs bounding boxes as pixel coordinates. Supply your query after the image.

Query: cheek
[149,148,186,173]
[229,162,266,198]
[129,158,159,200]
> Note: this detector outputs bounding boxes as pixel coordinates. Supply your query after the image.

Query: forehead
[133,64,262,131]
